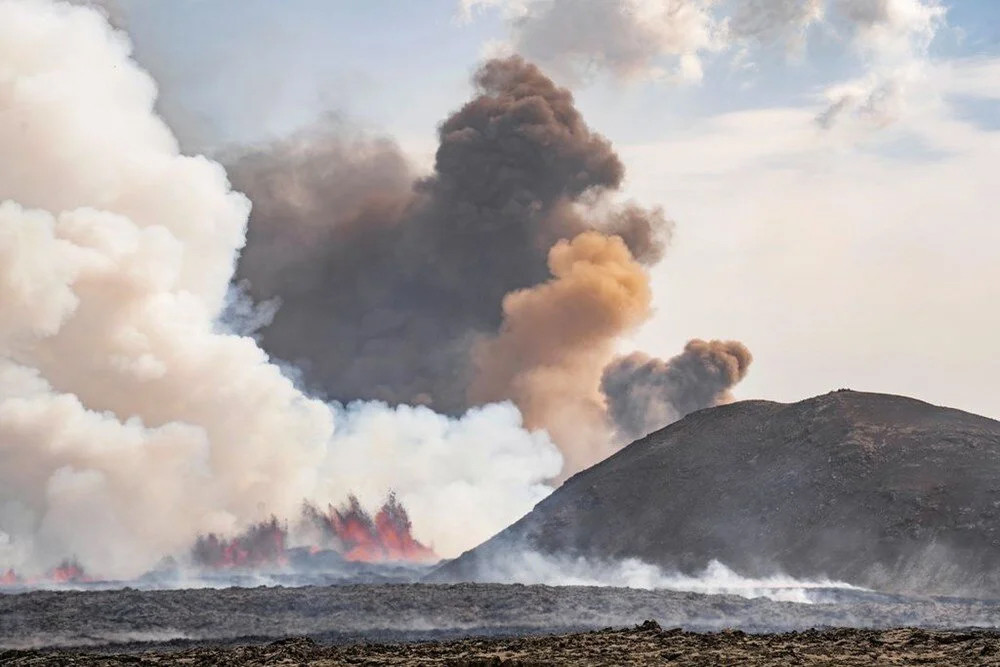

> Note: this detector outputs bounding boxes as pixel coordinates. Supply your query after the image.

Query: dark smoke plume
[230,57,670,413]
[601,340,753,443]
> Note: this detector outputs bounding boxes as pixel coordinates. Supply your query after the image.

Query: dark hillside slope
[436,390,1000,596]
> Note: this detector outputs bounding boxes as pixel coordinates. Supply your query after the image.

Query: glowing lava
[191,494,437,570]
[48,559,90,584]
[0,560,92,587]
[372,494,437,563]
[313,493,437,563]
[2,496,436,583]
[192,517,288,569]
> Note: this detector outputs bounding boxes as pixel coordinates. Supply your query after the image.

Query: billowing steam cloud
[230,57,670,417]
[471,232,652,473]
[602,340,753,443]
[462,0,946,127]
[0,0,561,579]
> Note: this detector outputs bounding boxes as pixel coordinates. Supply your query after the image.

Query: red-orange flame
[373,494,437,562]
[0,560,93,587]
[190,494,437,571]
[315,493,436,563]
[48,559,90,584]
[192,516,288,569]
[1,496,437,582]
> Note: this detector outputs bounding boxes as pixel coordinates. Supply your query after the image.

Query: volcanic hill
[436,390,1000,596]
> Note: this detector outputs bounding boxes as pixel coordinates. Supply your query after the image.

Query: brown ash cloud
[471,232,653,474]
[229,56,670,413]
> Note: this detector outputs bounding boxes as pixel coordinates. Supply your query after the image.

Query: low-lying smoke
[443,548,861,604]
[601,340,753,442]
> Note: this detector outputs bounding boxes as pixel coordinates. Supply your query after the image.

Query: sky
[109,0,1000,418]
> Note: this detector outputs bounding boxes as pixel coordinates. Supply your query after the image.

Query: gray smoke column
[229,56,670,413]
[601,340,753,442]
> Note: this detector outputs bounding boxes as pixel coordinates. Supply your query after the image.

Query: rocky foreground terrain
[11,582,1000,649]
[5,622,1000,665]
[439,390,1000,596]
[6,583,1000,662]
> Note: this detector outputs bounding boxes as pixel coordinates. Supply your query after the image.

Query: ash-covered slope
[436,390,1000,596]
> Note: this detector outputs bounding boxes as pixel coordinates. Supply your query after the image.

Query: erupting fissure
[0,559,92,587]
[191,494,436,571]
[309,493,437,563]
[192,517,289,570]
[1,495,435,584]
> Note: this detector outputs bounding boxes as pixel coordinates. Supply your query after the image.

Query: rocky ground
[8,582,1000,650]
[5,622,1000,665]
[5,583,1000,663]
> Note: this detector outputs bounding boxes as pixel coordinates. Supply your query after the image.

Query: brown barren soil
[5,622,1000,665]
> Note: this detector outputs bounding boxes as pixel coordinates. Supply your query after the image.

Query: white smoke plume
[461,0,946,127]
[0,0,561,579]
[459,549,863,604]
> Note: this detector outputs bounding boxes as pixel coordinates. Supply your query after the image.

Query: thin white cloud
[463,0,724,83]
[463,0,948,128]
[729,0,825,49]
[816,0,946,130]
[617,55,1000,419]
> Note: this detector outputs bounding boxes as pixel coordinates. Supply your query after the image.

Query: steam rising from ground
[449,550,862,604]
[0,0,559,579]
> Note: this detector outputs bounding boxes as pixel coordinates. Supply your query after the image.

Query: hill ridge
[435,390,1000,596]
